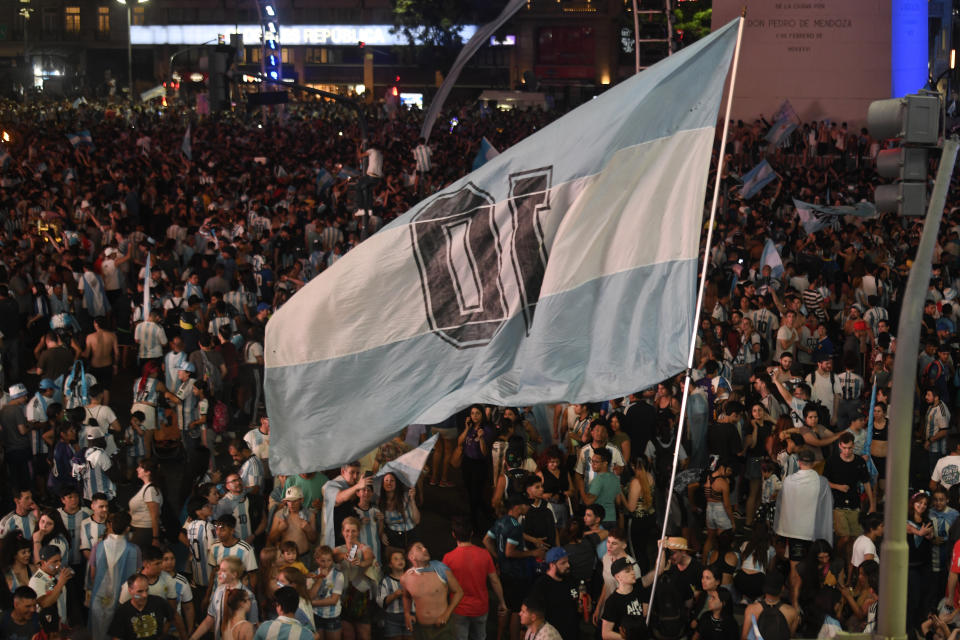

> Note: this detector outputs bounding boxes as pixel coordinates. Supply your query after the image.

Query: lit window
[281,47,292,64]
[97,6,109,33]
[132,6,145,26]
[65,6,80,34]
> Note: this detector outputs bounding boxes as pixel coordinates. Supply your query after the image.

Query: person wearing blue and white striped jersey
[134,310,168,363]
[25,378,58,458]
[377,548,410,640]
[82,429,116,501]
[256,586,316,640]
[834,356,864,429]
[189,556,258,640]
[310,545,345,637]
[79,493,109,563]
[230,440,264,495]
[163,547,196,633]
[206,514,259,600]
[0,490,37,538]
[352,481,383,562]
[215,473,259,543]
[182,496,216,588]
[56,486,90,568]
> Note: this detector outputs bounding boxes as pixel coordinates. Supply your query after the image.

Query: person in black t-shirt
[0,586,40,640]
[601,557,650,640]
[692,588,738,640]
[529,547,580,640]
[107,574,172,640]
[823,431,874,554]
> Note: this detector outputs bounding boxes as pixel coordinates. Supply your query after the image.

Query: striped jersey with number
[836,371,863,401]
[185,518,216,586]
[209,539,258,580]
[58,506,91,565]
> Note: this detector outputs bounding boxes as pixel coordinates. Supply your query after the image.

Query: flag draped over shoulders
[264,19,741,474]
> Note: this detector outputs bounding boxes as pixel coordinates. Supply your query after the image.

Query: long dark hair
[378,472,409,513]
[741,521,772,571]
[0,532,32,573]
[37,509,71,547]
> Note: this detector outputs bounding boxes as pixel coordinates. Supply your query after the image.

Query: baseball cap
[7,383,27,399]
[104,247,117,257]
[257,302,271,313]
[545,547,568,565]
[39,378,57,391]
[177,362,196,373]
[610,557,636,575]
[283,486,304,502]
[797,447,817,463]
[39,545,61,561]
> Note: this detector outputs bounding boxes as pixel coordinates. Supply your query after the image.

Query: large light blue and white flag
[264,19,740,474]
[317,168,335,192]
[181,124,192,161]
[764,117,797,150]
[472,137,500,170]
[740,159,777,199]
[761,239,784,279]
[66,130,93,149]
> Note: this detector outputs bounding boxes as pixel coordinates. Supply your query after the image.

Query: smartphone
[348,544,358,561]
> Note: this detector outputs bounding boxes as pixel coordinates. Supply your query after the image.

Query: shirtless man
[83,317,118,406]
[267,486,317,557]
[401,541,463,640]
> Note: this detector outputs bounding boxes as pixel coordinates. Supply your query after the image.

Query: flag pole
[646,12,745,623]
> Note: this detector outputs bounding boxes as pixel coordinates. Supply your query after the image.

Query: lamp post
[116,0,148,100]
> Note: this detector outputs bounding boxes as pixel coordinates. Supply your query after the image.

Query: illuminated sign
[131,24,478,46]
[489,35,516,46]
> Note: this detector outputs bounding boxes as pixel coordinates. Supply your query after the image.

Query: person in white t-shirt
[931,436,960,491]
[851,512,883,569]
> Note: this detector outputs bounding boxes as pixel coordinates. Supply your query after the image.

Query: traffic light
[867,93,940,216]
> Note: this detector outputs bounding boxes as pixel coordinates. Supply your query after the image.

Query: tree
[392,0,469,68]
[673,0,712,45]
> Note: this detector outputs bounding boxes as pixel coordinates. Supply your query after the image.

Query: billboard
[711,0,892,126]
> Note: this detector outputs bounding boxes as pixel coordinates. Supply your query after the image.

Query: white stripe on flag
[264,19,740,474]
[761,239,784,278]
[375,434,438,489]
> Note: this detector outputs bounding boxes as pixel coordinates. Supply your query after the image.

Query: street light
[115,0,149,101]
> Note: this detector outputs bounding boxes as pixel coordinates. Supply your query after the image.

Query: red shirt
[443,544,495,617]
[949,539,960,606]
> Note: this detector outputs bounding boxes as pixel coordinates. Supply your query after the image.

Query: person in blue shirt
[254,586,315,640]
[483,495,545,640]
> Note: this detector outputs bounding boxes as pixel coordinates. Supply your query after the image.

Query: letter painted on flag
[264,19,741,474]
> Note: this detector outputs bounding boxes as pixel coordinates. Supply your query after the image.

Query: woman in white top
[733,522,775,601]
[220,587,254,640]
[131,361,168,458]
[128,459,163,549]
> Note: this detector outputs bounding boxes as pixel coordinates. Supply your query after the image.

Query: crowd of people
[0,88,954,640]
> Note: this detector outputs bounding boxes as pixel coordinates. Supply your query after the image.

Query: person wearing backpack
[189,335,225,400]
[740,571,797,640]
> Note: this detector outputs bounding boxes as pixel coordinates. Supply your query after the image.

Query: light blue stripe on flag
[472,137,500,170]
[740,159,777,199]
[67,130,94,149]
[764,117,797,149]
[264,19,740,474]
[317,168,334,192]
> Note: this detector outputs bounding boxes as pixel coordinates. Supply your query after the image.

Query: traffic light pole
[877,135,959,640]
